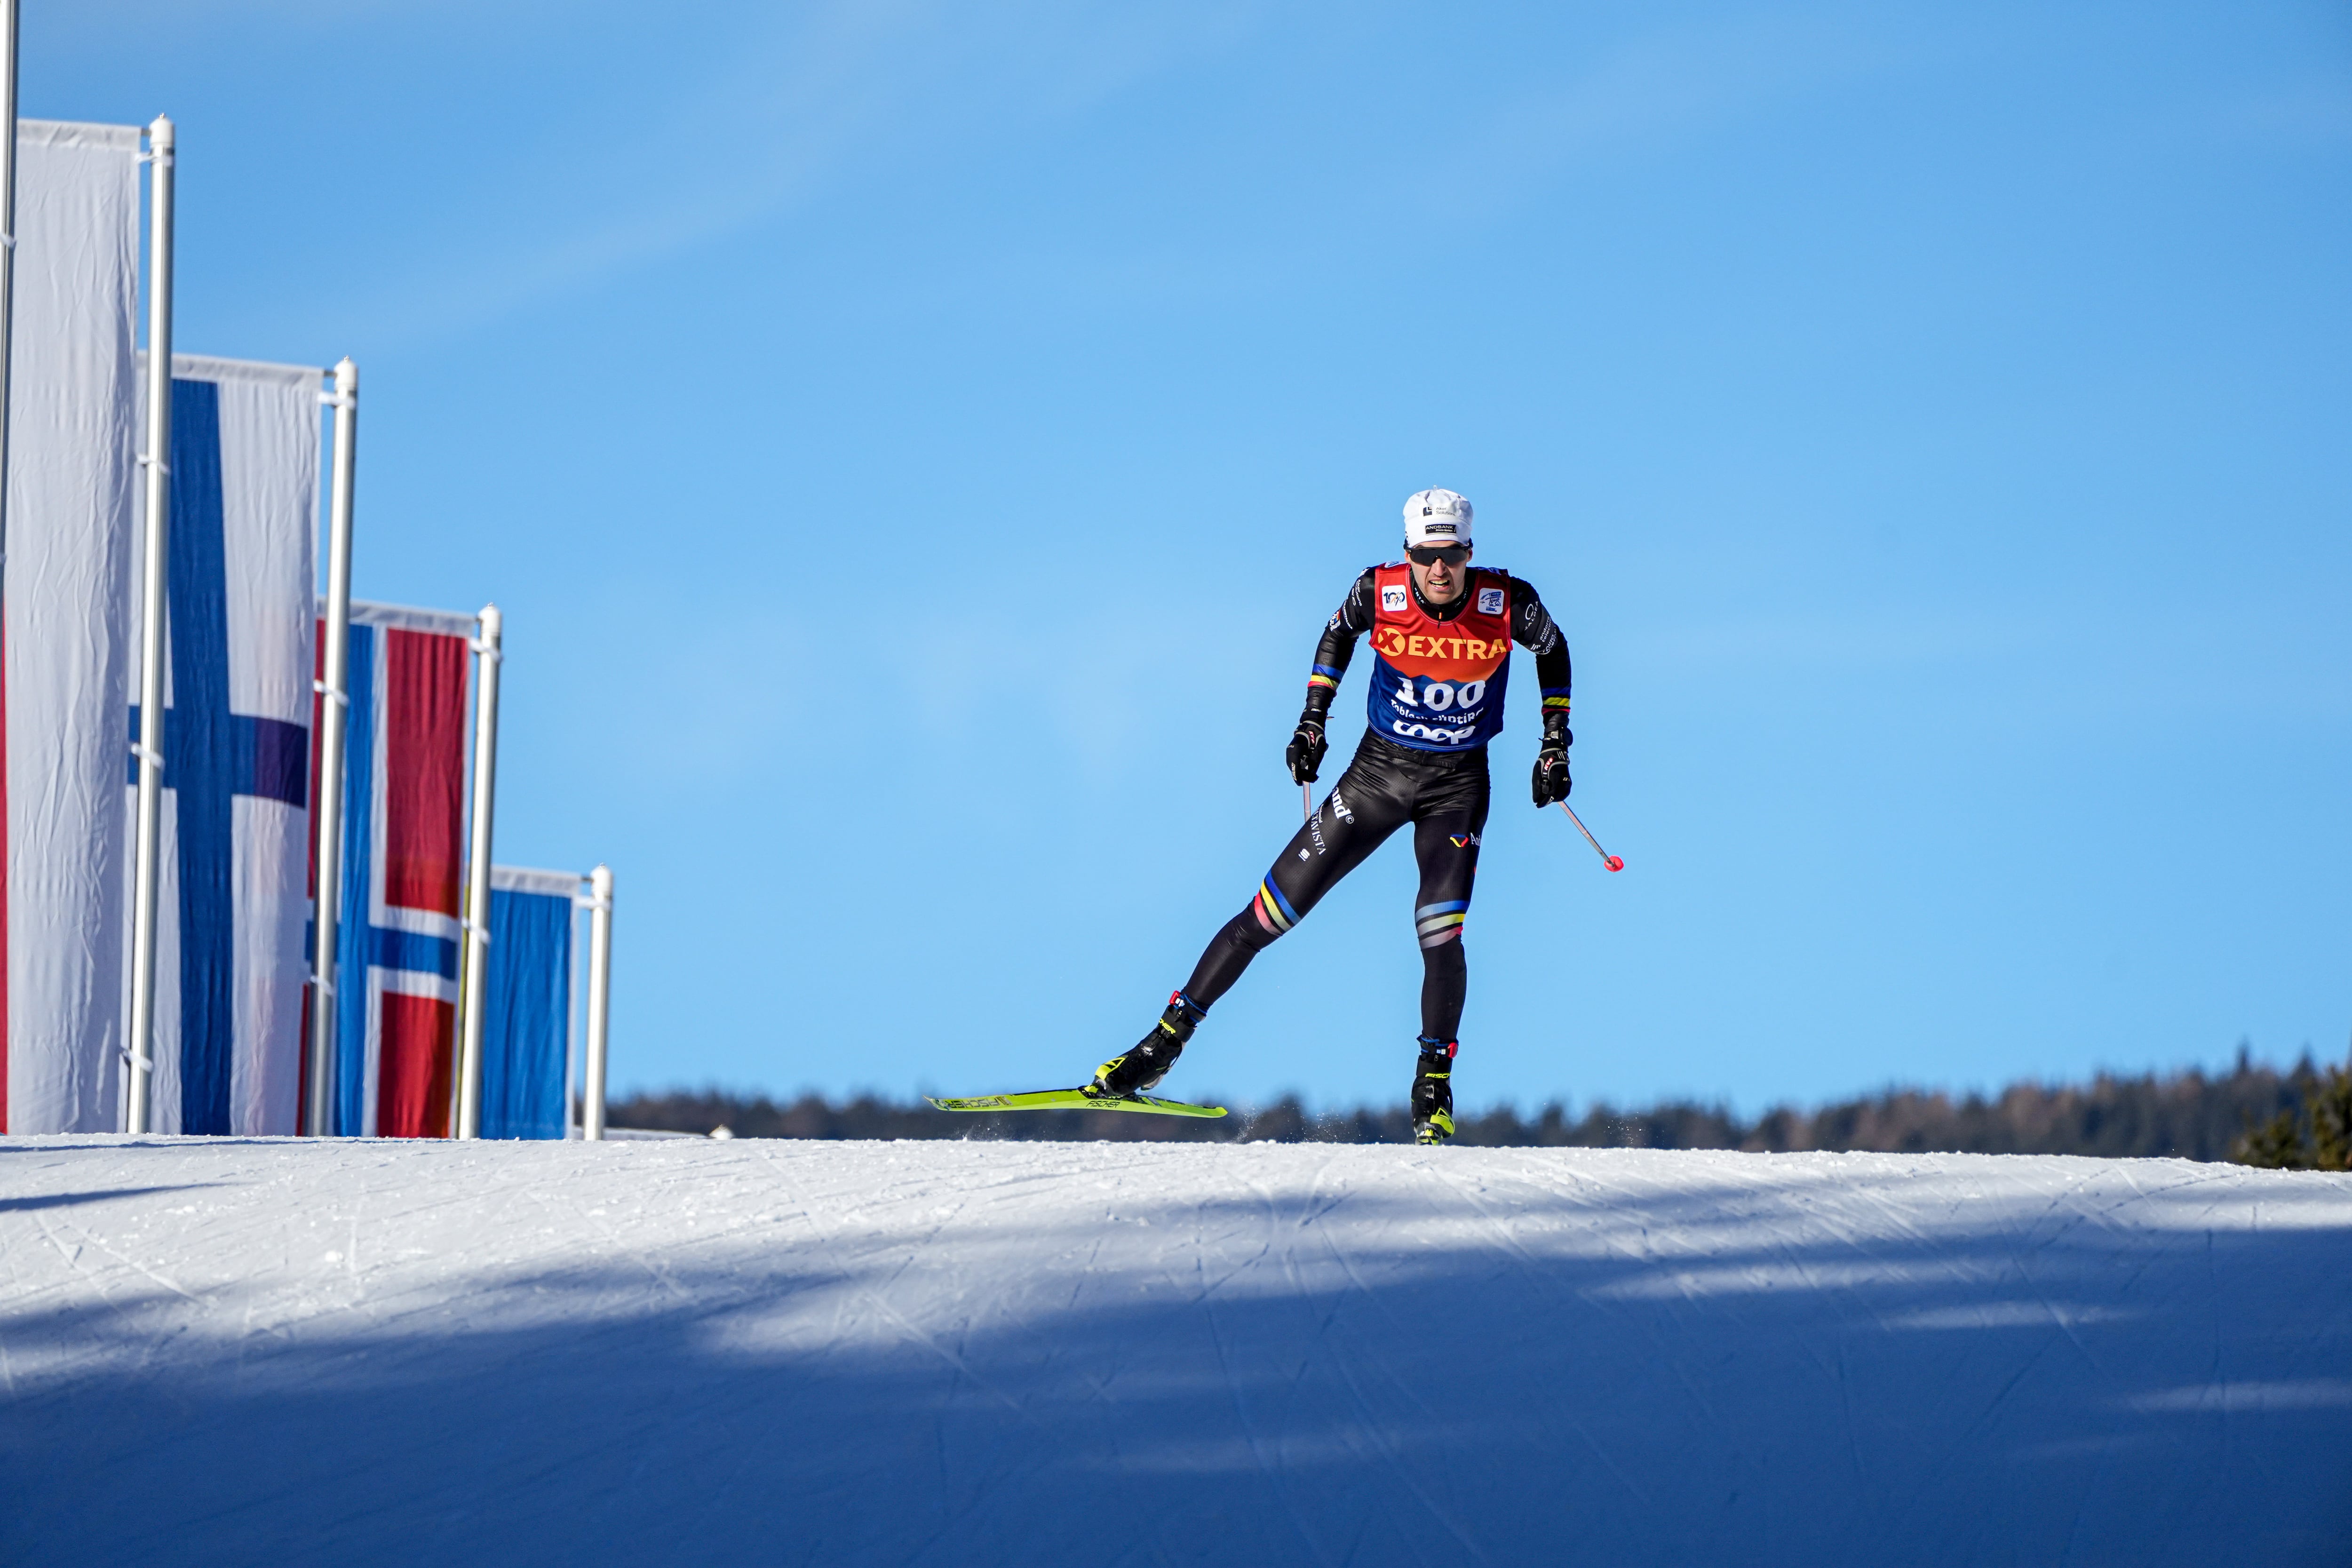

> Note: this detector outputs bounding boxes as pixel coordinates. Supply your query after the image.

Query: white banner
[1,121,142,1134]
[127,356,319,1134]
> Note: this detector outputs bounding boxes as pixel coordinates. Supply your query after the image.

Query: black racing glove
[1531,719,1572,807]
[1286,716,1328,785]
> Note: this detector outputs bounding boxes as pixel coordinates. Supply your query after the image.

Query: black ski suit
[1176,564,1570,1042]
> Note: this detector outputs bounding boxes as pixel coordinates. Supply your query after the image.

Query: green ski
[925,1088,1227,1119]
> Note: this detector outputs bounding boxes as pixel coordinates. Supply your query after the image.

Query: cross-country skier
[1087,488,1573,1143]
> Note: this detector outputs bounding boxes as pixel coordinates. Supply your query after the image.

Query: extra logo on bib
[1363,565,1515,753]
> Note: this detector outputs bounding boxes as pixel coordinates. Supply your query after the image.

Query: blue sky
[34,1,2352,1113]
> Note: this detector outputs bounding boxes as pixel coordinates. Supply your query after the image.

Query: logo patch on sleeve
[1380,584,1409,613]
[1477,586,1505,615]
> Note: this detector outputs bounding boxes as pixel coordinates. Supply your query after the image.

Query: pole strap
[312,678,348,706]
[459,917,493,947]
[129,742,164,772]
[574,895,611,913]
[318,390,354,408]
[470,638,501,661]
[136,454,169,473]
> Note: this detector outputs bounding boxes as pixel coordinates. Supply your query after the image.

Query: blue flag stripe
[371,926,460,982]
[126,710,307,807]
[334,625,379,1137]
[168,380,236,1136]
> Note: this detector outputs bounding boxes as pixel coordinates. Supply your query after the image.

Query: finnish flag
[127,357,320,1135]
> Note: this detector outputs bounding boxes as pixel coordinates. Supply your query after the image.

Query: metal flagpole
[452,603,501,1139]
[581,864,612,1142]
[306,358,358,1136]
[125,115,175,1135]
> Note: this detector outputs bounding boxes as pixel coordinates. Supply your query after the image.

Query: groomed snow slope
[4,1138,2349,1566]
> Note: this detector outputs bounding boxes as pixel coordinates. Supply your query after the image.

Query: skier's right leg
[1401,754,1488,1144]
[1092,739,1412,1097]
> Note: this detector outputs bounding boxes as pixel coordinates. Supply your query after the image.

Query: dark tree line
[608,1049,2346,1164]
[2233,1056,2352,1170]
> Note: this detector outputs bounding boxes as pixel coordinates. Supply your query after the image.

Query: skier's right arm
[1288,569,1376,785]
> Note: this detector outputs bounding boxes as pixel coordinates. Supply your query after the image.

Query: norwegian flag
[310,602,473,1138]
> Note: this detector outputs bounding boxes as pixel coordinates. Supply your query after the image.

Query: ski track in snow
[2,1138,2349,1566]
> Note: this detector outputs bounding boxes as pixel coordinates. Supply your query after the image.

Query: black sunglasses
[1406,544,1470,567]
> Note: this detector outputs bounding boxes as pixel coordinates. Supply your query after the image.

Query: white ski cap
[1403,488,1473,549]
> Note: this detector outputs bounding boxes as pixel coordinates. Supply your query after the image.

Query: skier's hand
[1286,718,1328,785]
[1531,722,1572,807]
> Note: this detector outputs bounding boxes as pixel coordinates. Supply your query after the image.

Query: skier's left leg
[1406,757,1491,1143]
[1092,740,1413,1097]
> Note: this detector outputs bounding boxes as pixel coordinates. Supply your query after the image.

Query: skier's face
[1409,545,1472,605]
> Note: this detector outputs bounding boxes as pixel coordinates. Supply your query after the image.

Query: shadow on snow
[3,1166,2349,1567]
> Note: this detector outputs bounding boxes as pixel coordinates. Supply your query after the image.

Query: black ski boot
[1089,991,1206,1099]
[1412,1038,1457,1145]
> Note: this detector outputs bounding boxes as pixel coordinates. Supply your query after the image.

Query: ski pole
[1556,800,1623,872]
[1302,782,1313,824]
